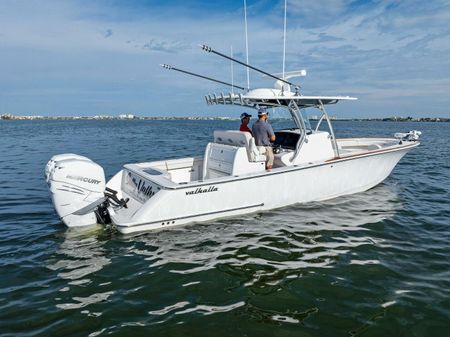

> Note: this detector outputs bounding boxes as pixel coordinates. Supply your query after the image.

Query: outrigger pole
[200,44,298,89]
[161,64,245,90]
[243,0,250,90]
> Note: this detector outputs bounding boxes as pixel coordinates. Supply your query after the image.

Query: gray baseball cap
[258,107,268,115]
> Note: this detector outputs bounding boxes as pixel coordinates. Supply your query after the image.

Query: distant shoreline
[1,114,449,122]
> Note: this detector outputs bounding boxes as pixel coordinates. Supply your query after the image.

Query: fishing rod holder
[205,92,249,106]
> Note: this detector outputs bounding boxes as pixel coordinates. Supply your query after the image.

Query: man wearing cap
[252,108,276,170]
[239,112,253,135]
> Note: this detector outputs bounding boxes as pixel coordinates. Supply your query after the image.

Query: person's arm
[268,124,276,142]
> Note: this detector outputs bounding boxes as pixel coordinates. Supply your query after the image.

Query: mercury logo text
[66,175,101,184]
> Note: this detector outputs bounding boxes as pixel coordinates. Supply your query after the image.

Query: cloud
[286,0,360,28]
[104,29,113,38]
[141,39,190,53]
[303,33,345,44]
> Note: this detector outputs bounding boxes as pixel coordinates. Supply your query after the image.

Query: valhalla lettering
[137,179,155,198]
[127,172,155,199]
[185,186,218,195]
[134,178,155,198]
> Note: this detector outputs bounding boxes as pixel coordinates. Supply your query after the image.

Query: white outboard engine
[45,154,106,227]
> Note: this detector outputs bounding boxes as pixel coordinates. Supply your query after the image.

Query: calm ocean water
[0,120,449,336]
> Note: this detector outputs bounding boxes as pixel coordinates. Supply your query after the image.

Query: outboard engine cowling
[46,154,106,227]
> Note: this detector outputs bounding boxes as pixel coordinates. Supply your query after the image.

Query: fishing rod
[160,64,245,90]
[200,44,298,88]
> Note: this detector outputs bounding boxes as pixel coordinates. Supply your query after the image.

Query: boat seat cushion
[213,130,266,162]
[214,130,251,147]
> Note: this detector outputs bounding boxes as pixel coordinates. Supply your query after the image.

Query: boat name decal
[127,172,156,199]
[66,175,101,184]
[185,186,218,196]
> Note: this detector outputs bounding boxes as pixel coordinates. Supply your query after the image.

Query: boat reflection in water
[46,226,114,311]
[123,182,401,284]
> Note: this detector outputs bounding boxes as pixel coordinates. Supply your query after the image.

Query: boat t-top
[45,42,420,234]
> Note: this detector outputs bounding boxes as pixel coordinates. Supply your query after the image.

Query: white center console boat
[45,85,420,234]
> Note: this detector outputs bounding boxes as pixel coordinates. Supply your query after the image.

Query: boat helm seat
[213,130,266,162]
[202,131,267,179]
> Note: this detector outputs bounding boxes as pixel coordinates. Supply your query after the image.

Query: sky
[0,0,449,118]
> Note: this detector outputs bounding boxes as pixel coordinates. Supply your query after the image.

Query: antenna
[161,64,245,90]
[244,0,250,90]
[230,46,234,95]
[200,44,298,87]
[282,0,287,81]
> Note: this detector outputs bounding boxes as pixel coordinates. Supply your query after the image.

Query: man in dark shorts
[239,112,253,135]
[252,108,276,170]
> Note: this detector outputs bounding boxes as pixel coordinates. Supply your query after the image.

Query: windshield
[269,107,316,133]
[268,107,297,130]
[300,109,313,132]
[263,106,319,134]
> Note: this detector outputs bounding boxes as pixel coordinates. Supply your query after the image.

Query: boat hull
[112,144,417,234]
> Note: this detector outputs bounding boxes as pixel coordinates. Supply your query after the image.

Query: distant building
[118,114,136,120]
[93,115,114,120]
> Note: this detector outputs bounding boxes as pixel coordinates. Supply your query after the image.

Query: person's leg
[265,146,274,170]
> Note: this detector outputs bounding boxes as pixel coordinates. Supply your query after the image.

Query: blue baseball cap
[240,112,252,120]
